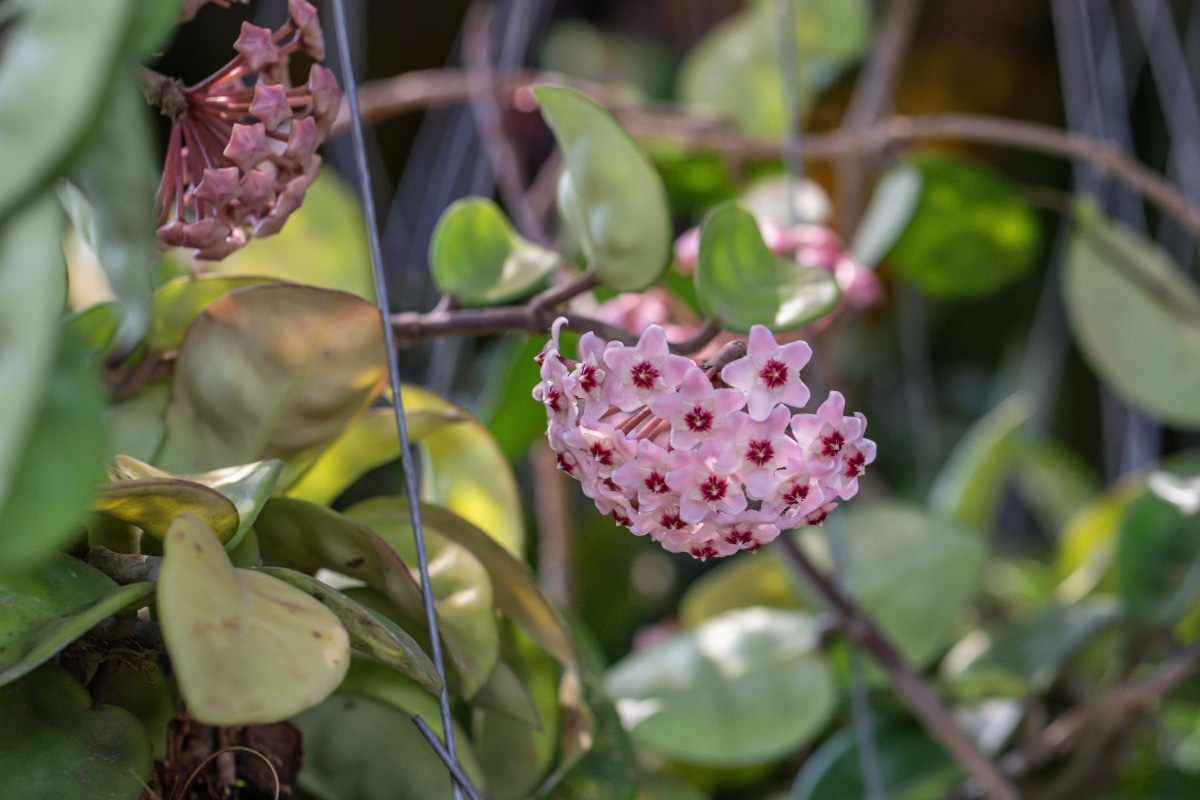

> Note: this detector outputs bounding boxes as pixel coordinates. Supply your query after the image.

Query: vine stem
[330,69,1200,241]
[775,534,1023,800]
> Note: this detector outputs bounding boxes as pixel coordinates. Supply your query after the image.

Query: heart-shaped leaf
[0,554,153,687]
[92,478,240,543]
[0,665,152,800]
[256,566,442,694]
[533,85,671,291]
[1063,200,1200,427]
[147,275,276,352]
[403,385,525,555]
[695,202,839,332]
[157,284,388,483]
[344,497,499,698]
[157,513,350,725]
[0,326,109,572]
[890,153,1041,297]
[605,608,835,767]
[111,455,283,549]
[286,405,464,507]
[430,197,559,306]
[0,0,136,222]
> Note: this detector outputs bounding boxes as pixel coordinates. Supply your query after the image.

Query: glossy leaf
[0,0,136,222]
[944,596,1123,696]
[0,665,152,800]
[286,405,464,507]
[0,554,152,687]
[125,0,182,62]
[679,550,806,629]
[695,202,839,332]
[737,175,832,226]
[1118,477,1200,626]
[404,385,526,554]
[256,566,442,693]
[157,284,388,483]
[534,85,671,291]
[254,497,426,621]
[791,722,955,800]
[59,75,157,348]
[209,169,376,300]
[605,608,834,767]
[296,689,484,800]
[849,163,923,269]
[430,197,559,305]
[890,153,1041,297]
[930,394,1032,529]
[104,383,169,464]
[1056,479,1143,602]
[64,301,122,353]
[344,497,499,698]
[0,195,67,540]
[1063,200,1200,427]
[92,478,240,543]
[0,328,108,570]
[111,455,282,549]
[818,502,987,668]
[157,513,350,725]
[147,274,275,352]
[676,0,870,137]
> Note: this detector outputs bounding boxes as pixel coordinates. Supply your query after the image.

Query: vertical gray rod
[327,1,466,797]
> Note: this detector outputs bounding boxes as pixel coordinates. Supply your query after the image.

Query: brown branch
[335,68,1200,241]
[776,534,1023,800]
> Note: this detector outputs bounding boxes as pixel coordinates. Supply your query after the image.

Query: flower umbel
[535,320,876,559]
[151,0,340,260]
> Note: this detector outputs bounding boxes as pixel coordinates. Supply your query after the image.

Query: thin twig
[776,534,1023,800]
[334,68,1200,241]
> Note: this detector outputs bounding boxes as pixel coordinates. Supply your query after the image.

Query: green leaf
[157,284,388,483]
[296,690,483,800]
[111,455,283,550]
[64,301,122,353]
[343,497,500,699]
[125,0,182,62]
[0,195,68,538]
[930,394,1032,530]
[1056,479,1143,602]
[254,497,427,621]
[147,275,276,352]
[0,555,153,687]
[59,74,157,349]
[0,665,152,800]
[679,550,806,628]
[542,680,637,800]
[676,0,871,137]
[1063,200,1200,427]
[695,202,839,332]
[92,477,241,543]
[633,774,709,800]
[849,163,923,269]
[539,20,675,100]
[482,333,560,460]
[0,328,108,571]
[1118,476,1200,626]
[533,85,671,291]
[104,383,169,463]
[286,405,464,507]
[813,502,987,668]
[157,513,350,725]
[605,608,834,767]
[1012,441,1101,536]
[404,385,526,555]
[944,596,1123,696]
[430,198,559,306]
[208,168,377,300]
[890,153,1041,297]
[256,566,442,694]
[0,0,136,223]
[791,722,955,800]
[738,175,833,226]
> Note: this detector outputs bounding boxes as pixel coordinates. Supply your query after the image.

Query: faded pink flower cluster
[535,319,876,559]
[155,0,340,259]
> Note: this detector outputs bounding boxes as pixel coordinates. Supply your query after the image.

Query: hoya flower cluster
[535,320,876,559]
[154,0,340,259]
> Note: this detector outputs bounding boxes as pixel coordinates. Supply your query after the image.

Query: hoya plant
[4,1,1200,800]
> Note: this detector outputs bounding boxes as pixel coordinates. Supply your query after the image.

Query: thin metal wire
[413,717,485,800]
[327,2,466,797]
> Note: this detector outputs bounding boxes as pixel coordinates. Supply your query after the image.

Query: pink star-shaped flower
[649,366,746,450]
[720,325,812,421]
[603,325,693,412]
[665,440,747,524]
[716,406,800,499]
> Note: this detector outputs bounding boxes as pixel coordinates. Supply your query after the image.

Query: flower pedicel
[535,319,876,559]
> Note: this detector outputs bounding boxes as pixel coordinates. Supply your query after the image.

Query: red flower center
[630,360,660,390]
[578,364,600,393]
[660,511,685,529]
[684,406,714,432]
[760,359,788,389]
[820,430,845,457]
[691,544,718,560]
[644,472,668,493]
[700,475,727,502]
[725,527,754,545]
[783,483,809,506]
[746,439,774,466]
[589,441,613,466]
